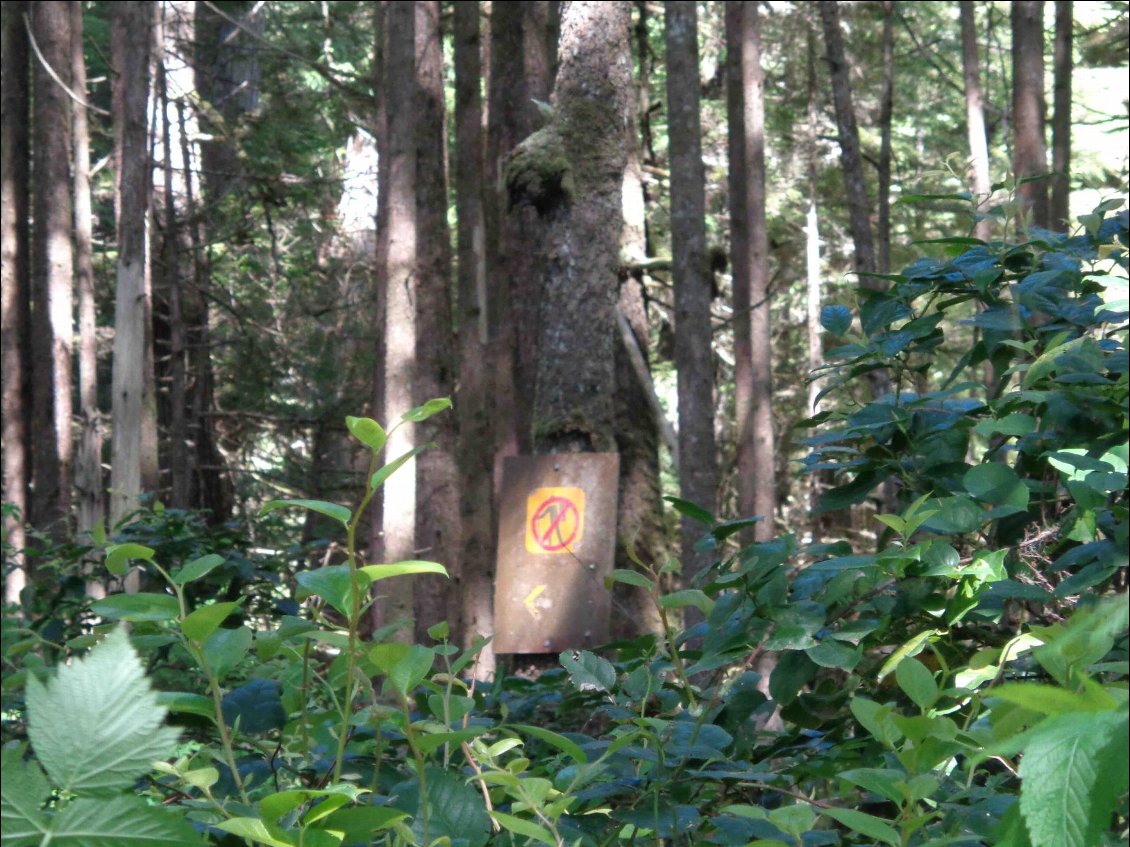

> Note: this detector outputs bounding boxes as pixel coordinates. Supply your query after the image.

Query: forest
[1,1,1128,845]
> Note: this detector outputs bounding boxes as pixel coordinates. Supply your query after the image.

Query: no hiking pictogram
[526,487,585,554]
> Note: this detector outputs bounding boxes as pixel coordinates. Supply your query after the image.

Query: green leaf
[319,807,409,844]
[259,785,364,823]
[201,626,253,680]
[990,683,1113,715]
[838,768,905,804]
[181,601,243,643]
[895,658,939,710]
[604,568,655,591]
[391,767,491,847]
[345,415,387,452]
[104,543,155,577]
[1018,710,1129,847]
[295,564,367,618]
[90,593,180,623]
[805,641,860,671]
[369,445,431,491]
[172,554,225,585]
[155,692,216,721]
[46,794,203,846]
[26,628,181,794]
[964,463,1029,509]
[213,817,296,847]
[400,397,452,422]
[560,649,617,693]
[369,643,434,695]
[877,630,943,680]
[663,496,714,526]
[657,589,714,614]
[973,413,1037,439]
[820,806,901,846]
[0,746,50,846]
[489,811,556,845]
[359,560,448,583]
[259,499,351,527]
[510,723,588,764]
[921,495,985,533]
[821,305,853,337]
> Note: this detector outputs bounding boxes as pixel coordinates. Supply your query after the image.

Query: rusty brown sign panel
[493,453,620,654]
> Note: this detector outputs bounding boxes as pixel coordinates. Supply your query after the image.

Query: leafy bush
[2,201,1126,846]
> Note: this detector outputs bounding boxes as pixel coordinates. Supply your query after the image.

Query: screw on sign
[525,487,585,554]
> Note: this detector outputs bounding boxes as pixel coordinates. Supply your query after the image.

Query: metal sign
[494,453,619,654]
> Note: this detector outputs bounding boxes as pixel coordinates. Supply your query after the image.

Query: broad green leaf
[663,495,714,526]
[259,785,364,824]
[46,794,203,846]
[386,644,434,695]
[1019,710,1129,847]
[490,811,556,845]
[172,554,225,585]
[768,803,815,836]
[400,396,452,422]
[90,593,180,623]
[604,568,654,591]
[319,807,409,844]
[895,657,939,710]
[877,630,943,680]
[820,304,853,336]
[214,817,296,847]
[104,543,155,577]
[201,625,253,680]
[964,463,1029,509]
[850,698,902,748]
[820,807,900,846]
[180,600,243,643]
[510,723,588,764]
[345,415,387,452]
[295,564,367,618]
[973,413,1037,438]
[412,727,488,755]
[561,649,617,693]
[155,692,215,721]
[657,589,714,614]
[222,679,287,734]
[921,495,986,534]
[369,445,431,491]
[26,628,181,794]
[391,767,491,847]
[806,640,860,670]
[990,683,1114,715]
[838,768,905,804]
[1,746,50,846]
[259,499,351,527]
[359,560,448,583]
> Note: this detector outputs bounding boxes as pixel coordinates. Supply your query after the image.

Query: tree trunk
[727,1,775,545]
[1051,0,1073,230]
[804,22,826,542]
[1011,0,1049,230]
[454,0,496,676]
[1,0,32,604]
[110,0,159,527]
[72,1,102,540]
[960,0,993,242]
[412,0,461,643]
[819,1,877,280]
[374,0,418,640]
[666,0,717,607]
[30,0,75,538]
[877,1,895,275]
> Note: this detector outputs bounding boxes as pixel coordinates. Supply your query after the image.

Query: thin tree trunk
[454,0,496,677]
[374,0,417,640]
[110,1,158,528]
[819,1,877,280]
[1051,0,1073,230]
[877,1,895,275]
[30,0,75,538]
[960,0,993,242]
[1,0,32,605]
[1011,0,1049,230]
[368,0,388,575]
[412,0,461,643]
[804,22,825,542]
[666,0,718,614]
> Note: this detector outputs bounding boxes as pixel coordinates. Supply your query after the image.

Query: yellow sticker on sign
[525,487,585,555]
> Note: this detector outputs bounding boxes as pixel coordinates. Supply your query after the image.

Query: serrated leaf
[1,746,50,846]
[401,397,453,422]
[345,415,387,452]
[359,560,448,583]
[560,649,617,693]
[820,304,853,336]
[181,600,243,643]
[104,543,155,577]
[26,628,181,794]
[90,593,180,623]
[172,554,225,585]
[259,499,351,527]
[47,794,202,846]
[1018,710,1129,847]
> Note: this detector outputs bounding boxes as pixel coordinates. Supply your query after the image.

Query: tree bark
[1,0,32,604]
[1051,0,1073,230]
[454,0,496,676]
[110,0,159,527]
[727,1,775,545]
[1011,0,1050,230]
[30,0,75,537]
[877,1,895,275]
[374,0,418,640]
[819,1,877,280]
[666,0,718,609]
[960,0,993,242]
[412,0,462,643]
[71,0,102,540]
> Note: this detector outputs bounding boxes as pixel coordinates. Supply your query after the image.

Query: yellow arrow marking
[523,584,547,619]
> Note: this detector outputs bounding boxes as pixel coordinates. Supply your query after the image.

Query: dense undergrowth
[2,201,1128,846]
